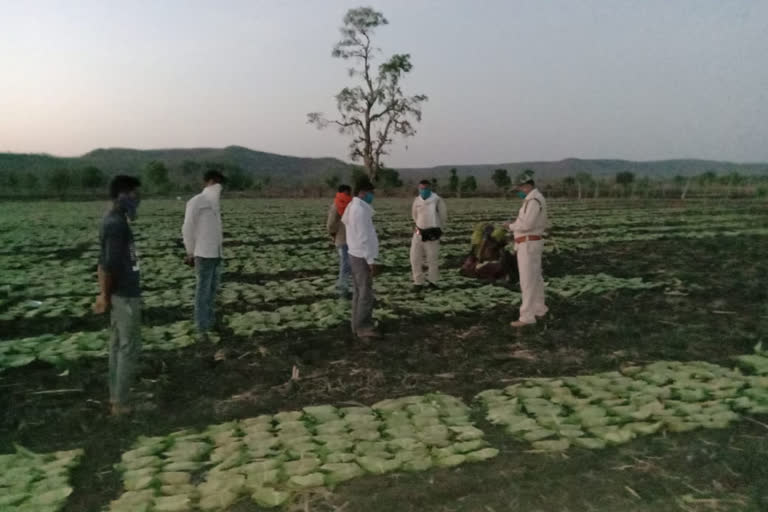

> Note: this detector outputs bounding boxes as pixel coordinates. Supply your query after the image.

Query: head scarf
[334,192,352,216]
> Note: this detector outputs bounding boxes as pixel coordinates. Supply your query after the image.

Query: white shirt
[412,193,448,229]
[342,197,379,264]
[509,188,548,238]
[182,185,223,258]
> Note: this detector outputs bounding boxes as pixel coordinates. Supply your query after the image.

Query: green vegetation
[477,356,768,453]
[0,445,84,511]
[1,197,767,511]
[491,168,511,194]
[0,146,351,198]
[2,147,766,199]
[107,393,494,510]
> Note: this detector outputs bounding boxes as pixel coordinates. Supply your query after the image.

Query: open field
[1,197,768,512]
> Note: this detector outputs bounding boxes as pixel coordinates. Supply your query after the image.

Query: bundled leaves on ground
[476,357,768,452]
[0,445,83,512]
[108,393,496,510]
[0,321,201,372]
[546,273,662,298]
[733,342,768,376]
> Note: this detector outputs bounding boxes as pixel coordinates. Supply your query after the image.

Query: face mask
[516,191,527,200]
[205,183,222,198]
[363,192,374,204]
[419,189,432,200]
[118,196,140,221]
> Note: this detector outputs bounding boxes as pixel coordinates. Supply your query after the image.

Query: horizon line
[2,146,768,168]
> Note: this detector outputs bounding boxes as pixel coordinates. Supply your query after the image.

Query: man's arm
[93,226,120,314]
[364,215,379,267]
[509,199,542,232]
[411,199,418,226]
[181,199,197,258]
[92,265,114,313]
[327,204,340,238]
[438,197,448,226]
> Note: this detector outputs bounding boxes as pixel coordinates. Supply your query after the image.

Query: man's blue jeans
[195,257,221,332]
[337,245,351,296]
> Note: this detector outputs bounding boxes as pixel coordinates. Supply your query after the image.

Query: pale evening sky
[1,0,766,167]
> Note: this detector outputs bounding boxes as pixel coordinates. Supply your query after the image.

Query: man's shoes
[110,403,133,417]
[510,320,536,328]
[356,328,380,342]
[426,282,439,290]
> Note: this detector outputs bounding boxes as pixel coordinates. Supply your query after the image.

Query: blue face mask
[118,196,140,221]
[363,192,374,204]
[516,191,527,200]
[419,189,432,200]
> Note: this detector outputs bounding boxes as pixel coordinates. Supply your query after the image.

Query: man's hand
[369,263,381,277]
[184,255,195,267]
[92,293,110,314]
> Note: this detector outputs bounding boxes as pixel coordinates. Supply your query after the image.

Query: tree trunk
[363,154,375,181]
[577,181,582,200]
[593,181,600,199]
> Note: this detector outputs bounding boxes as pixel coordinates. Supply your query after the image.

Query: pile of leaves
[545,273,663,298]
[733,341,768,376]
[108,393,497,510]
[476,359,768,452]
[0,445,84,512]
[0,321,201,371]
[226,300,352,336]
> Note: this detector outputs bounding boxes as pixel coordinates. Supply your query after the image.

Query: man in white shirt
[182,170,226,339]
[410,179,448,288]
[341,178,379,340]
[504,169,549,327]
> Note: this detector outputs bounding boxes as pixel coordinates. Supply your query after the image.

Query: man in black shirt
[93,175,142,416]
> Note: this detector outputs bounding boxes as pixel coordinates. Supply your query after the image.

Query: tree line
[0,160,270,198]
[2,163,766,199]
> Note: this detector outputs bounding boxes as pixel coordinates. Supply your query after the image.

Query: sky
[1,0,767,167]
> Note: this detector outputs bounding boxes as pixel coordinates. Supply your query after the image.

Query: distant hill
[1,147,766,184]
[400,158,768,182]
[0,146,351,181]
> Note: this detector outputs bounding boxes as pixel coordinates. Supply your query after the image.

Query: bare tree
[308,7,427,180]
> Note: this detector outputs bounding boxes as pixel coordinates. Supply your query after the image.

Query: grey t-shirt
[98,210,141,297]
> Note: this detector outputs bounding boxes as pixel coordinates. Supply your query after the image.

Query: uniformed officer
[504,169,549,327]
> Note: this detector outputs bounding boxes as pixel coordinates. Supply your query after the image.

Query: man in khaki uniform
[504,170,548,327]
[410,180,448,288]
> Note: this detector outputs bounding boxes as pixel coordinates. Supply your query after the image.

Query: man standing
[505,169,549,327]
[341,178,379,340]
[326,184,353,298]
[92,175,142,416]
[410,179,448,288]
[183,169,226,340]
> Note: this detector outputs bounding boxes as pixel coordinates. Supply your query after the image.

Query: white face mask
[204,183,222,198]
